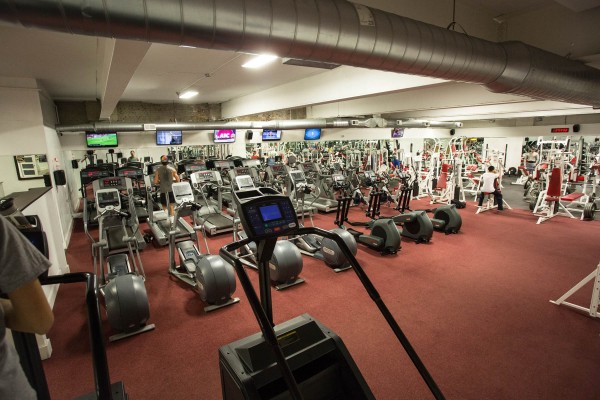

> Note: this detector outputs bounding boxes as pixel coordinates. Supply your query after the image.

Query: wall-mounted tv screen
[262,129,282,141]
[391,127,404,138]
[304,128,321,141]
[214,129,236,143]
[156,130,183,145]
[86,132,118,148]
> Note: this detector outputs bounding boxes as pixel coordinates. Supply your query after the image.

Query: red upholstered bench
[560,192,585,202]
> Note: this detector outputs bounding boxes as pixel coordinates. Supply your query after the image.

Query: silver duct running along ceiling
[1,0,599,107]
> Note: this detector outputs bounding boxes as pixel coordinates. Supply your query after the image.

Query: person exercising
[0,214,54,400]
[153,155,180,216]
[478,165,504,211]
[525,148,539,176]
[128,150,139,162]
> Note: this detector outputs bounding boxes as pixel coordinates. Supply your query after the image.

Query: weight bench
[476,192,512,214]
[533,167,576,224]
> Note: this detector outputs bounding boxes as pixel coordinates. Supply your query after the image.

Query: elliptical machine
[231,175,306,290]
[288,170,358,272]
[168,182,240,311]
[333,174,401,255]
[86,188,155,341]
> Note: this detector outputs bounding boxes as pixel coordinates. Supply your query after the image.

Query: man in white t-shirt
[478,166,504,211]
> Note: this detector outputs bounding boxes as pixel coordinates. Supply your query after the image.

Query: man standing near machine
[154,155,180,216]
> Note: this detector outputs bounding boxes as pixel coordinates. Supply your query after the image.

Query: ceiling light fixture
[242,54,278,69]
[178,90,198,99]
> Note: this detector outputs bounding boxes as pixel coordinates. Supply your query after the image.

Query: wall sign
[14,154,49,180]
[550,127,570,133]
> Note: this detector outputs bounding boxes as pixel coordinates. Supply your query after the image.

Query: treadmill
[91,176,147,250]
[190,170,239,236]
[146,181,196,247]
[207,159,235,206]
[287,169,318,218]
[115,165,148,222]
[80,165,113,227]
[298,162,339,213]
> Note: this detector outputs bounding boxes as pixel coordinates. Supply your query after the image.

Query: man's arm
[153,170,159,185]
[2,279,54,334]
[172,169,180,183]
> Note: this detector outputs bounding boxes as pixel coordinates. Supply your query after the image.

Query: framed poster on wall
[14,154,49,180]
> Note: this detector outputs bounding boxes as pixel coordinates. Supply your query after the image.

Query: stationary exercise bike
[87,188,155,341]
[168,182,240,311]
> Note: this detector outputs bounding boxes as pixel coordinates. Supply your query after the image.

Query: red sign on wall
[550,127,570,133]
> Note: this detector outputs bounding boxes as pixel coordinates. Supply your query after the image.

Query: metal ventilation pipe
[2,0,599,107]
[56,118,382,133]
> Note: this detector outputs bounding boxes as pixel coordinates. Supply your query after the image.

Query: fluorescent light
[242,54,278,69]
[178,90,198,99]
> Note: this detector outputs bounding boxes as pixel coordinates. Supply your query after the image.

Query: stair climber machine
[190,169,240,235]
[168,182,240,311]
[333,175,401,255]
[218,190,446,400]
[231,176,305,290]
[85,187,155,342]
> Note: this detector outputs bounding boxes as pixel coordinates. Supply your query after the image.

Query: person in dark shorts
[153,155,180,216]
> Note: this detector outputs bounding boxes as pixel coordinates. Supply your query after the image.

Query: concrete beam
[98,39,150,120]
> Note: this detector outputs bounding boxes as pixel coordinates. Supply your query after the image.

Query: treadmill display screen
[260,204,282,222]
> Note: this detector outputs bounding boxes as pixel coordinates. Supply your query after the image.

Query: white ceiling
[0,0,598,123]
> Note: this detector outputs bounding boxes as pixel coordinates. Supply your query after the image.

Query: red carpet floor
[42,200,600,399]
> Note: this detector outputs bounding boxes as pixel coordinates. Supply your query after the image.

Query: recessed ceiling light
[242,54,278,69]
[178,90,198,99]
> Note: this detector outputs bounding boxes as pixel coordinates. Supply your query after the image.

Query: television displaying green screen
[86,132,118,148]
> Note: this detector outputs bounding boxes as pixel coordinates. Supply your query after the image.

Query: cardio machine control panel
[96,189,121,212]
[172,182,195,204]
[235,191,298,239]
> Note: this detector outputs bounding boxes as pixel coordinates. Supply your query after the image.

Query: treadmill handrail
[221,226,445,400]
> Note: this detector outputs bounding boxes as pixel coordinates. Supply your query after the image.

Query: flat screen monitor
[262,129,282,141]
[86,132,118,148]
[156,130,183,145]
[214,129,236,143]
[304,128,321,141]
[391,128,404,138]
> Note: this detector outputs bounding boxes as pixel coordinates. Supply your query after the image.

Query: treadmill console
[289,170,306,183]
[270,164,287,176]
[241,159,261,168]
[80,168,112,185]
[233,167,250,176]
[172,182,195,204]
[117,168,143,179]
[96,189,121,212]
[214,160,234,170]
[235,175,255,190]
[235,191,298,239]
[98,176,128,190]
[185,162,207,173]
[191,170,223,185]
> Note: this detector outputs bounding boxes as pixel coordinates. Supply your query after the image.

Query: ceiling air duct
[1,0,599,107]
